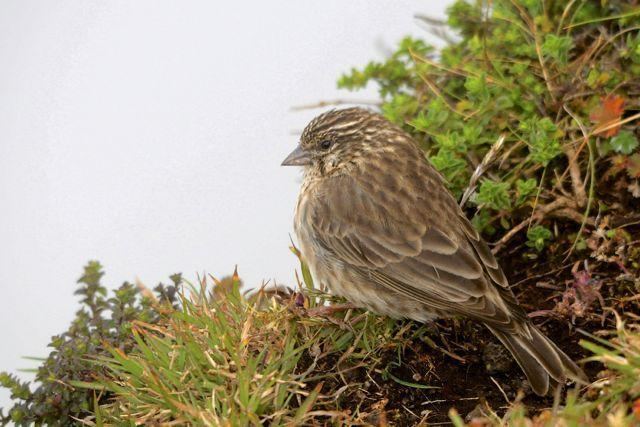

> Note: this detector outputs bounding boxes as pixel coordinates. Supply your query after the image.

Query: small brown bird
[282,107,585,395]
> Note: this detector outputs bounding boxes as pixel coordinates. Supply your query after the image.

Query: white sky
[0,1,449,410]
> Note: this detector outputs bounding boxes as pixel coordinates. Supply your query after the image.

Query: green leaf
[464,73,490,102]
[381,93,418,125]
[610,130,638,154]
[409,111,430,133]
[476,179,511,211]
[434,132,467,153]
[515,178,538,205]
[542,34,573,64]
[526,225,553,252]
[429,148,468,192]
[520,117,562,165]
[471,210,496,235]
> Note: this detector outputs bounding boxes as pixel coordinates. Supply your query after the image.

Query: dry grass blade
[460,135,506,207]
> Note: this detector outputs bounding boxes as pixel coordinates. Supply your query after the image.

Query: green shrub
[0,262,180,426]
[338,0,640,253]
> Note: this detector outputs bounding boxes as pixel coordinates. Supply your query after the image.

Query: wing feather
[308,171,518,325]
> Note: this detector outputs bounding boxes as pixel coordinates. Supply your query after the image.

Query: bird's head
[281,107,410,177]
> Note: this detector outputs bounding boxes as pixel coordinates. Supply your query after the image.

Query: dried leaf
[627,153,640,178]
[628,181,640,198]
[633,398,640,421]
[590,95,625,137]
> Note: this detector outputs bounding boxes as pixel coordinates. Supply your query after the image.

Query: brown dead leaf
[590,95,625,137]
[627,153,640,178]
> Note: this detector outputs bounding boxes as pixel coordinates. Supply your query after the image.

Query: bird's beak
[281,145,311,166]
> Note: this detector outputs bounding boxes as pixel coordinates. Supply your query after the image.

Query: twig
[592,26,640,60]
[510,262,574,288]
[492,197,576,254]
[553,167,574,199]
[410,49,514,90]
[509,0,556,100]
[564,9,640,29]
[490,377,510,404]
[562,144,587,206]
[533,28,556,101]
[562,90,596,102]
[413,15,457,45]
[569,34,604,87]
[415,69,473,119]
[506,0,535,37]
[410,49,471,78]
[527,166,547,234]
[290,99,381,111]
[562,106,588,207]
[563,105,596,260]
[491,215,536,254]
[413,14,446,26]
[550,208,591,224]
[557,0,578,33]
[575,111,640,143]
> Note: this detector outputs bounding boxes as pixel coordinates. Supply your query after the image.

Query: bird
[281,107,585,396]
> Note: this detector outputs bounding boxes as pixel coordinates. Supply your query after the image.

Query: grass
[83,269,411,425]
[56,270,369,424]
[64,249,639,426]
[1,250,639,425]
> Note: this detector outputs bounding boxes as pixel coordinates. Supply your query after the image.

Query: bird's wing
[308,170,524,328]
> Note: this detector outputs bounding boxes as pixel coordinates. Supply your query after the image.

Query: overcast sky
[0,1,450,410]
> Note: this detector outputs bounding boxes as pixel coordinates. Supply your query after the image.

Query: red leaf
[589,95,625,137]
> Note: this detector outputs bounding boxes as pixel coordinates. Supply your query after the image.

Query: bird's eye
[319,140,332,150]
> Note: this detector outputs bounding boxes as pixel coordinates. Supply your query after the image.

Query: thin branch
[409,49,471,79]
[413,15,457,45]
[568,34,605,86]
[562,106,588,207]
[492,196,577,254]
[564,9,640,29]
[591,25,640,60]
[413,14,447,26]
[409,49,516,91]
[591,111,640,137]
[416,71,474,119]
[557,0,578,34]
[533,26,556,102]
[569,111,640,148]
[491,215,536,255]
[290,99,381,111]
[527,166,547,234]
[563,106,597,260]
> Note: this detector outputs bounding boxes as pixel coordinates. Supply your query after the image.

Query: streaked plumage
[282,107,585,395]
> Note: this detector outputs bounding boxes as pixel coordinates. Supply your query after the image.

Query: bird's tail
[486,323,586,396]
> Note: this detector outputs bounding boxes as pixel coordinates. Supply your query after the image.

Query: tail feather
[486,323,586,396]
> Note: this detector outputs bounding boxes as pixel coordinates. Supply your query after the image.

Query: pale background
[0,1,450,410]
